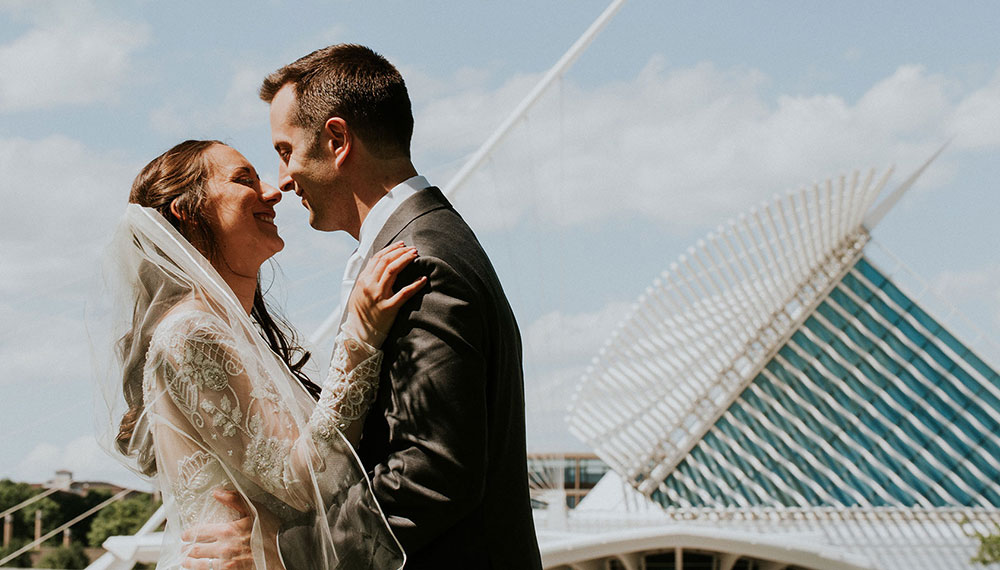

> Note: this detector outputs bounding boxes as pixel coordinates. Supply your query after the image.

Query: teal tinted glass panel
[654,256,1000,510]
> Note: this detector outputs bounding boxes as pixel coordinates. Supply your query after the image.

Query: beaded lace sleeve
[309,333,382,442]
[146,312,382,512]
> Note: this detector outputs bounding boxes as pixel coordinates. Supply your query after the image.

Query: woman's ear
[169,197,185,221]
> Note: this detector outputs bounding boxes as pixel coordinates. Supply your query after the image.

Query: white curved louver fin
[863,141,949,230]
[567,155,941,496]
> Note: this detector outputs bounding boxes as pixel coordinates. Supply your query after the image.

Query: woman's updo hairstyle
[129,139,222,258]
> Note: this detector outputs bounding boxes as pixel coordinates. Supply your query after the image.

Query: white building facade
[562,155,1000,570]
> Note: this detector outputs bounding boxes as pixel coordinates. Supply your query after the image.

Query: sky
[1,0,999,490]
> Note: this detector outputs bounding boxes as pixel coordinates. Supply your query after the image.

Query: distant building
[31,471,132,497]
[563,158,1000,569]
[527,453,611,508]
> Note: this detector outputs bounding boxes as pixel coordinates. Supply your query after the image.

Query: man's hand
[181,489,254,570]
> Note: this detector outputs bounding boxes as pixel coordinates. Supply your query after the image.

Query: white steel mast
[309,0,628,347]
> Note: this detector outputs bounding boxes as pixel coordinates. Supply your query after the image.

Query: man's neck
[351,159,418,239]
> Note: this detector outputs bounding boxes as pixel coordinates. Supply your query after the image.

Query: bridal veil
[95,205,403,569]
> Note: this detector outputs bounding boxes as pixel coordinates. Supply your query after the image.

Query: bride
[99,139,424,569]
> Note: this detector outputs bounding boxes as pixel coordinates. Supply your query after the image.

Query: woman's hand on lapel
[342,241,427,347]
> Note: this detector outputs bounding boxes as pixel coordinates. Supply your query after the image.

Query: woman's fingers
[361,243,402,284]
[180,559,212,570]
[368,241,406,276]
[356,242,424,309]
[378,247,419,287]
[182,554,253,570]
[181,525,219,543]
[362,244,418,291]
[387,275,428,307]
[343,242,427,347]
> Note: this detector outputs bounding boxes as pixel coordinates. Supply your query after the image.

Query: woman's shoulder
[151,301,231,346]
[143,302,246,386]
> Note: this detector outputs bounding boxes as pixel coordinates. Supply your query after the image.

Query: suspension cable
[0,487,60,519]
[0,489,131,567]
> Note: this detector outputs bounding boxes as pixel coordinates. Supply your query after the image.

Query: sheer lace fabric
[96,205,403,570]
[313,337,382,436]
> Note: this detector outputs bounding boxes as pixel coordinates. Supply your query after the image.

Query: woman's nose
[261,182,282,204]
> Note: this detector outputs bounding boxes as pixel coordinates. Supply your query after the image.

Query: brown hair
[259,43,413,159]
[117,140,317,473]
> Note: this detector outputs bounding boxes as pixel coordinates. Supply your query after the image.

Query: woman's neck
[215,265,258,314]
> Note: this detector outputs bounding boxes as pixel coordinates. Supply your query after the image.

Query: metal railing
[0,489,132,567]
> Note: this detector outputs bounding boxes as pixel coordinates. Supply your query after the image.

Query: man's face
[269,84,345,231]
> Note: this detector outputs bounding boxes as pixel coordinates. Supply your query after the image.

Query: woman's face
[201,144,284,276]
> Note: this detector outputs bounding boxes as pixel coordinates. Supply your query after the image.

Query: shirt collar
[357,175,429,260]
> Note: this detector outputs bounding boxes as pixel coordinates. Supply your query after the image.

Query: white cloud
[12,435,149,490]
[949,69,1000,150]
[150,66,271,137]
[523,301,632,367]
[410,65,539,160]
[855,65,953,135]
[0,302,92,388]
[0,134,137,435]
[0,134,136,249]
[421,59,996,233]
[931,264,1000,304]
[0,1,149,112]
[525,365,591,454]
[522,302,632,452]
[930,264,1000,350]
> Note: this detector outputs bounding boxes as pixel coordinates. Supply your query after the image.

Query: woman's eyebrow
[230,165,257,178]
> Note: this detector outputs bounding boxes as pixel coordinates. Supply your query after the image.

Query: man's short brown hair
[260,44,413,159]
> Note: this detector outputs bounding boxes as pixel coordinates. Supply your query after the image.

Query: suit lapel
[365,186,451,264]
[339,187,451,328]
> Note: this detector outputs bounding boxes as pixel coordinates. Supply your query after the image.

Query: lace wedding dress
[97,206,403,570]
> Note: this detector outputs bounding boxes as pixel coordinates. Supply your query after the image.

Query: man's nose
[278,162,295,193]
[261,182,282,204]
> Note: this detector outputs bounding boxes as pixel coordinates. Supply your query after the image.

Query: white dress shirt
[338,175,430,323]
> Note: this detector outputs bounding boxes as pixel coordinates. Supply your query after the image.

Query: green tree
[36,543,90,569]
[0,537,34,567]
[972,530,1000,565]
[0,479,33,508]
[963,518,1000,565]
[21,497,61,545]
[0,480,61,543]
[86,496,159,548]
[0,479,38,540]
[53,488,113,546]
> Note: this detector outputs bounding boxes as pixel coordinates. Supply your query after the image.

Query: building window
[526,453,610,509]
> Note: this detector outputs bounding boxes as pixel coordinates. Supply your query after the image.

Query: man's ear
[324,117,351,167]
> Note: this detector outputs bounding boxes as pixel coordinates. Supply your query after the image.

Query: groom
[263,44,540,568]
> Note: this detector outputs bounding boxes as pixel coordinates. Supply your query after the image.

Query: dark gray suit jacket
[355,187,542,569]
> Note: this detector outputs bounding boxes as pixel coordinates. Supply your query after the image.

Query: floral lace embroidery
[250,380,281,404]
[145,314,383,511]
[184,341,233,391]
[243,435,295,494]
[201,395,242,437]
[172,451,218,527]
[147,315,301,495]
[313,335,382,433]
